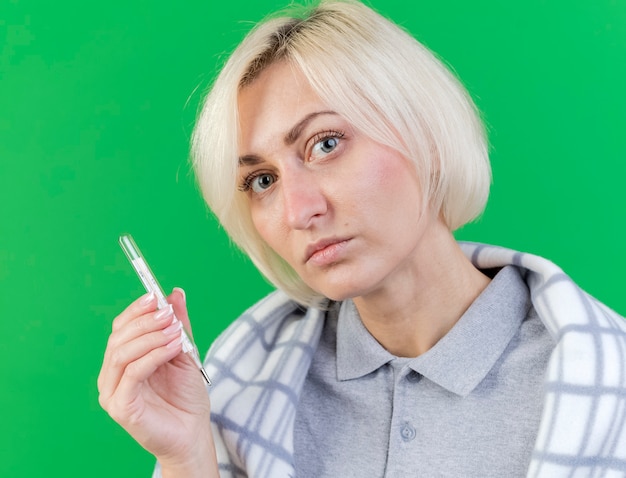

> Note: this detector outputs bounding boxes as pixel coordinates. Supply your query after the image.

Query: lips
[305,237,351,265]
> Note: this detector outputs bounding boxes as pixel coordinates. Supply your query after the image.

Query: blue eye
[312,137,339,156]
[250,173,275,193]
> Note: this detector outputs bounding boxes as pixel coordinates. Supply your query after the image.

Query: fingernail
[154,304,173,320]
[166,333,184,349]
[141,291,155,305]
[173,287,186,303]
[163,320,182,336]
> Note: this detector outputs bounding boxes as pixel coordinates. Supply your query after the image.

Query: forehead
[237,62,326,145]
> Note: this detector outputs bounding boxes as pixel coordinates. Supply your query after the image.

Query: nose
[281,166,328,230]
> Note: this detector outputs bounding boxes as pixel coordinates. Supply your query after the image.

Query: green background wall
[1,0,624,476]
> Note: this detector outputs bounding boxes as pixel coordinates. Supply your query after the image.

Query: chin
[302,263,386,302]
[314,279,376,303]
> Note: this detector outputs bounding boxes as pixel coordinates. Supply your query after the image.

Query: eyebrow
[238,110,338,166]
[238,154,264,167]
[284,110,337,145]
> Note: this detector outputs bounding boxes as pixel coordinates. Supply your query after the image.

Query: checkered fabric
[154,243,626,477]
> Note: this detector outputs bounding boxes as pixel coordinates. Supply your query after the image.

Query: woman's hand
[97,288,219,477]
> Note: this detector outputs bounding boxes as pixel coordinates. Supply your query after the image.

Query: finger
[107,335,184,417]
[100,304,176,390]
[99,305,177,397]
[168,287,194,341]
[106,304,177,356]
[98,322,181,410]
[100,298,152,397]
[111,292,158,333]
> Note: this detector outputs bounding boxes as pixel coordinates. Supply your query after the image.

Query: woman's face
[237,62,438,301]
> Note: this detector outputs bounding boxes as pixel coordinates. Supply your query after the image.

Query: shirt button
[401,423,416,442]
[406,371,421,383]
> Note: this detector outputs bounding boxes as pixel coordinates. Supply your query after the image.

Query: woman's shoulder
[203,289,326,381]
[460,241,625,332]
[212,290,308,343]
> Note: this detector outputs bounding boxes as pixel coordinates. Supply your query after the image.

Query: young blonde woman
[97,1,626,476]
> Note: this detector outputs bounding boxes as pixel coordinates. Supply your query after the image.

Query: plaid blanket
[155,243,626,477]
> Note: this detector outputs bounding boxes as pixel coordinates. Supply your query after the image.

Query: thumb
[168,287,194,341]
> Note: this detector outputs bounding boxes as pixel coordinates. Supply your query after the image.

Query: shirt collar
[336,266,531,396]
[336,300,395,381]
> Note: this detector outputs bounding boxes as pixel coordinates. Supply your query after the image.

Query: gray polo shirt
[293,266,554,477]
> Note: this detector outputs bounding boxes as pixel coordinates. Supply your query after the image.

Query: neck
[352,221,490,357]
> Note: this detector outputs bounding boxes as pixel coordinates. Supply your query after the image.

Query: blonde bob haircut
[192,0,491,307]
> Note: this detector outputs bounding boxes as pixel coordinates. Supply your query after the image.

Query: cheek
[337,153,388,208]
[351,151,420,211]
[382,155,422,205]
[250,203,286,251]
[250,206,271,243]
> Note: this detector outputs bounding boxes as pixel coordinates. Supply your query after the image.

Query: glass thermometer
[119,234,211,385]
